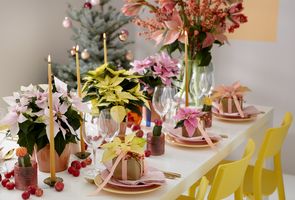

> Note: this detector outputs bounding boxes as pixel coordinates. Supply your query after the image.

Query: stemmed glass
[152,86,171,121]
[83,108,119,178]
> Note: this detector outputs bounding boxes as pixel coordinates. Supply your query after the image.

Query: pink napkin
[116,167,166,185]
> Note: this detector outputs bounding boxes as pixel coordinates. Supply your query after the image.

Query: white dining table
[0,105,273,200]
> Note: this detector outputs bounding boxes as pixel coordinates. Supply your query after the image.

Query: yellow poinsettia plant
[82,63,150,122]
[101,133,146,163]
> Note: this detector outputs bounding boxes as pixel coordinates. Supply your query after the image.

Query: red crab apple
[54,181,64,192]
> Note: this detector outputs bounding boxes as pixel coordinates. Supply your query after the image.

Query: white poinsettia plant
[0,77,89,156]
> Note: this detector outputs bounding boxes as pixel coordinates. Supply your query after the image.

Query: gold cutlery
[162,171,181,179]
[3,148,15,160]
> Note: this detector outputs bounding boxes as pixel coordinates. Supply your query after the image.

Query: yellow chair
[243,112,293,200]
[177,139,255,200]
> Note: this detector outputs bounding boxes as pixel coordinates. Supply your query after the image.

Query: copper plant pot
[14,161,38,190]
[201,112,212,128]
[147,132,165,156]
[36,144,71,173]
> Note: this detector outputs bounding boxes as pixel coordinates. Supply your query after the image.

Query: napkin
[116,167,165,185]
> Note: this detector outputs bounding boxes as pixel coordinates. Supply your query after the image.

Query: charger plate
[213,112,257,122]
[165,134,220,148]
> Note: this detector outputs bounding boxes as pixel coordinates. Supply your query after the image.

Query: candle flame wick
[48,55,52,63]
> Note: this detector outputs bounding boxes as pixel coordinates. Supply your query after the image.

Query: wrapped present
[182,126,202,137]
[113,152,144,180]
[99,133,146,185]
[221,96,243,114]
[211,81,250,118]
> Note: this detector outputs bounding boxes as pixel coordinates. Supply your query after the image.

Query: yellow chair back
[207,139,255,200]
[252,112,293,200]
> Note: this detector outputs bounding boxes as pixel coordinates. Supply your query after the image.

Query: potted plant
[131,52,179,122]
[201,96,213,128]
[14,147,37,190]
[174,107,204,138]
[82,63,149,138]
[147,119,165,156]
[0,77,88,172]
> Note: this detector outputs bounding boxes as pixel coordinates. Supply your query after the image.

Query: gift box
[112,152,144,181]
[220,96,243,114]
[182,126,202,138]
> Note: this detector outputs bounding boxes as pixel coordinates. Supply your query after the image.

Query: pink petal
[202,33,215,48]
[151,30,164,45]
[184,120,196,137]
[163,30,180,45]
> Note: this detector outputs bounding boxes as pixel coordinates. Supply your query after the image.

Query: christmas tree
[53,0,133,89]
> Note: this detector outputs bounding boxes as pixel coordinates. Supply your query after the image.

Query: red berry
[154,119,163,126]
[22,191,30,199]
[71,160,82,170]
[6,182,15,190]
[2,178,10,187]
[83,2,92,9]
[35,188,44,197]
[54,181,64,192]
[132,125,141,132]
[67,166,75,174]
[81,161,87,168]
[72,169,80,177]
[85,158,92,165]
[27,185,36,194]
[4,172,11,179]
[9,169,14,177]
[136,130,144,138]
[144,150,151,157]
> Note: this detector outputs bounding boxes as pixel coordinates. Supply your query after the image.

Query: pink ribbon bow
[212,81,251,118]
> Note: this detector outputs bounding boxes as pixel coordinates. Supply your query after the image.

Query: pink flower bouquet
[0,77,89,156]
[122,0,248,66]
[131,52,179,98]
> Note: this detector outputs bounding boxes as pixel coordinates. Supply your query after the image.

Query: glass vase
[14,161,38,190]
[180,60,214,107]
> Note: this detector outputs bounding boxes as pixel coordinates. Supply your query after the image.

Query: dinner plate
[165,134,220,148]
[94,174,162,194]
[213,112,257,122]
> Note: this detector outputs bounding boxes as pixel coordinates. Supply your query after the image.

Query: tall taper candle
[47,55,56,181]
[103,33,108,64]
[75,45,85,153]
[184,31,189,107]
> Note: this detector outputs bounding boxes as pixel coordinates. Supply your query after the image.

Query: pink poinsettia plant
[122,0,248,66]
[0,77,89,156]
[131,52,179,98]
[174,107,203,137]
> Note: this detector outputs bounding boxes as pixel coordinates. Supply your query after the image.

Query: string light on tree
[118,29,129,42]
[70,46,76,57]
[81,49,90,60]
[125,50,134,61]
[90,0,100,6]
[62,17,72,29]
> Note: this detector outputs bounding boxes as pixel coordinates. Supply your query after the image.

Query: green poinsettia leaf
[54,132,66,156]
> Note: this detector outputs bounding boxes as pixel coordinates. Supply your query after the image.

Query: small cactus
[153,119,163,136]
[16,147,32,167]
[202,96,212,112]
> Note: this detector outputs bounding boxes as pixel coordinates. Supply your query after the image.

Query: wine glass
[152,86,171,121]
[83,109,119,178]
[199,72,209,98]
[163,86,179,126]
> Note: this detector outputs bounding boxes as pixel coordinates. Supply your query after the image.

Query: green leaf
[65,108,81,131]
[54,132,66,156]
[175,120,184,129]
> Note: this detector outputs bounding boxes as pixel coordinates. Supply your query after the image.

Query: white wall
[0,0,294,174]
[0,0,80,108]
